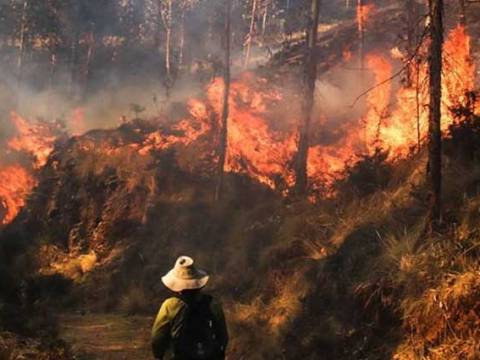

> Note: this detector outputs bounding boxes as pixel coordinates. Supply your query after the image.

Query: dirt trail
[59,313,154,360]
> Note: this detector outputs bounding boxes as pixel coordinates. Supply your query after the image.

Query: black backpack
[171,295,223,360]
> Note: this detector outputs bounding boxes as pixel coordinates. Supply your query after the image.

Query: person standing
[152,256,228,360]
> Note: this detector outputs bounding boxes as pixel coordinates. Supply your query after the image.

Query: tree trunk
[244,0,258,68]
[458,0,466,26]
[426,0,443,229]
[357,0,365,71]
[165,9,171,77]
[405,0,419,87]
[179,9,185,68]
[68,31,79,99]
[159,0,173,98]
[294,0,321,196]
[261,0,269,44]
[215,0,232,201]
[16,0,28,89]
[82,29,96,101]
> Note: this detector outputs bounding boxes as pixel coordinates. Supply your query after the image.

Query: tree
[426,0,443,229]
[294,0,321,196]
[458,0,466,26]
[357,0,365,72]
[243,0,258,68]
[215,0,232,201]
[159,0,173,81]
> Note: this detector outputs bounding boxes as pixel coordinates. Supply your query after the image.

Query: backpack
[171,295,223,360]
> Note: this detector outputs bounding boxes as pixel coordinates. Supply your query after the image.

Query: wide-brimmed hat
[161,256,209,292]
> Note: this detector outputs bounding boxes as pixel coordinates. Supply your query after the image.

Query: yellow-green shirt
[151,295,228,359]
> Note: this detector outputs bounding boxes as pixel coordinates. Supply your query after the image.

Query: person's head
[161,256,209,294]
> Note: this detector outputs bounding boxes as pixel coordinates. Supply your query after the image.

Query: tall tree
[215,0,232,201]
[16,0,28,88]
[244,0,258,68]
[294,0,320,196]
[159,0,173,94]
[356,0,365,71]
[426,0,443,229]
[404,0,420,87]
[458,0,466,26]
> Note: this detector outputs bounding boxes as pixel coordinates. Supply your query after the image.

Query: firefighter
[152,256,228,360]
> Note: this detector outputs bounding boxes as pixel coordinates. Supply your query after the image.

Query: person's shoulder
[161,297,186,313]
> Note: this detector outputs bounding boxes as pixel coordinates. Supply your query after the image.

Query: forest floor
[59,313,153,360]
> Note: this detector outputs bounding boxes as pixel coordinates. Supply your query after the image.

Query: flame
[0,24,474,225]
[69,108,87,136]
[0,113,57,225]
[356,3,375,34]
[363,25,476,157]
[133,25,476,195]
[7,112,57,168]
[0,165,36,225]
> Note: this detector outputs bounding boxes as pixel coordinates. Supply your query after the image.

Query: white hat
[161,256,209,292]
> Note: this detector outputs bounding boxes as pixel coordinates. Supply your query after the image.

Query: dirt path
[59,313,154,360]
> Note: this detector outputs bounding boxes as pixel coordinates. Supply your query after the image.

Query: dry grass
[395,270,480,359]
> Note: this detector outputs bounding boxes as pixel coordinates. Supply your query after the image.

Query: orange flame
[356,3,375,34]
[7,112,57,168]
[69,108,88,136]
[133,25,476,195]
[0,165,36,225]
[0,113,57,225]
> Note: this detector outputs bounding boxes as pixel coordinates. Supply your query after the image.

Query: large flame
[0,24,476,226]
[7,112,57,168]
[356,3,375,34]
[0,113,57,225]
[0,165,36,225]
[162,24,476,193]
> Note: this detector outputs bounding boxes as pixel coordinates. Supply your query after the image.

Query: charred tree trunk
[215,0,232,201]
[426,0,443,230]
[294,0,320,196]
[244,0,258,68]
[405,0,420,87]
